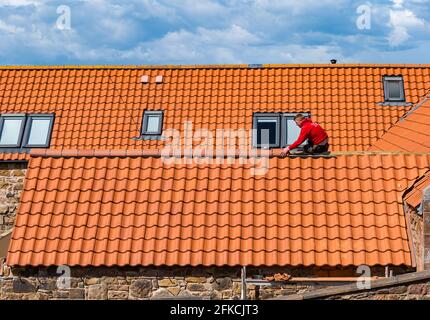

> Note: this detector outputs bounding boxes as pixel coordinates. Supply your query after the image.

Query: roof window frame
[0,114,27,148]
[141,110,164,136]
[21,114,55,148]
[383,75,406,103]
[280,112,311,148]
[0,113,55,149]
[252,113,281,148]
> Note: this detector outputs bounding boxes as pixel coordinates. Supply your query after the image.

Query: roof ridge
[1,63,430,70]
[29,149,430,159]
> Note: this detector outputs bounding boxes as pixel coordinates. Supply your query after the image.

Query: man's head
[294,114,306,127]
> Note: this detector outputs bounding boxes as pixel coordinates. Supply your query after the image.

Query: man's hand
[280,147,290,158]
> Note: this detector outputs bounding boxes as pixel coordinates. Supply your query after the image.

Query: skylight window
[0,115,25,147]
[253,112,310,149]
[141,110,164,135]
[22,115,55,147]
[0,114,54,149]
[383,76,405,102]
[282,113,310,147]
[253,114,280,148]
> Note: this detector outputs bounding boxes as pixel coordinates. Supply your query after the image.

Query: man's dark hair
[294,114,305,121]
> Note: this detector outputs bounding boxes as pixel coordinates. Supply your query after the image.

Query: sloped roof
[404,169,430,208]
[1,64,430,161]
[370,93,430,152]
[7,152,430,267]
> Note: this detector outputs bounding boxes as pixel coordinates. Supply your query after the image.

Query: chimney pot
[155,75,163,84]
[141,75,149,83]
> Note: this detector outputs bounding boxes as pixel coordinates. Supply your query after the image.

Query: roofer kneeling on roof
[280,114,329,157]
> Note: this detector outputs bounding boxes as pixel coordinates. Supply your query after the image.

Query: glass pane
[287,119,301,145]
[287,118,306,146]
[0,118,23,145]
[146,115,160,133]
[257,119,277,145]
[27,119,51,145]
[387,80,401,99]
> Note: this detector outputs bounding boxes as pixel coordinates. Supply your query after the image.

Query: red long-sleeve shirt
[288,118,328,150]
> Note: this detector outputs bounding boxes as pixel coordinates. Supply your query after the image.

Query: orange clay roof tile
[370,94,430,153]
[2,65,430,161]
[7,152,430,267]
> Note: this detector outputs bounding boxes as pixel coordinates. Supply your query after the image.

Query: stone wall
[0,265,411,300]
[0,162,27,234]
[407,204,423,270]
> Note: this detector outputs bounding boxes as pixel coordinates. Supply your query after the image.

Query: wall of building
[0,265,411,300]
[407,204,423,270]
[0,162,26,234]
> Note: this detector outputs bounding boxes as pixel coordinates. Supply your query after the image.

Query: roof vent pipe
[330,59,337,65]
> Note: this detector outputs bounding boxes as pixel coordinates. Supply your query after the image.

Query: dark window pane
[387,80,401,99]
[257,119,277,145]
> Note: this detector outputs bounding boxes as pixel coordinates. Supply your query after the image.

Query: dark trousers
[304,142,329,154]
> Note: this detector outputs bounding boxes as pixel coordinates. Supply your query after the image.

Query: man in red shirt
[280,114,329,157]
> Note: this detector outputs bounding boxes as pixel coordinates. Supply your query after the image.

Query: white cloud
[388,7,427,46]
[0,19,24,33]
[0,0,40,6]
[0,0,429,64]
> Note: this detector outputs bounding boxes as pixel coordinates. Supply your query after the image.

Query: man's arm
[284,125,310,152]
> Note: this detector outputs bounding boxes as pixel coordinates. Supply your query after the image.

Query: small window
[22,115,55,147]
[142,110,163,135]
[0,115,26,147]
[253,114,280,148]
[281,113,311,147]
[0,113,54,149]
[383,76,405,102]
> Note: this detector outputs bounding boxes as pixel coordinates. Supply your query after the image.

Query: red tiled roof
[370,93,430,152]
[404,170,430,208]
[7,152,430,267]
[2,64,430,161]
[0,153,29,161]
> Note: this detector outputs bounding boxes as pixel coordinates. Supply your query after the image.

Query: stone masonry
[0,163,26,234]
[0,265,411,300]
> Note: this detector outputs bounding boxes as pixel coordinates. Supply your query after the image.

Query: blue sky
[0,0,429,65]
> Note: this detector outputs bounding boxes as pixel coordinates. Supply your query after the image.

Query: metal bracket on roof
[248,64,263,69]
[131,135,167,141]
[377,102,413,107]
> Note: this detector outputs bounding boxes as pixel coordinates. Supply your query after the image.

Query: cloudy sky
[0,0,429,65]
